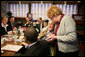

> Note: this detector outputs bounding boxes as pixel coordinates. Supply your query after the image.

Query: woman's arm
[47,15,77,42]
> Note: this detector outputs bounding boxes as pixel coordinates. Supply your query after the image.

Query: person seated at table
[24,17,33,27]
[1,16,12,36]
[38,20,54,40]
[38,20,56,56]
[42,20,48,31]
[36,17,44,33]
[15,27,50,56]
[38,20,48,37]
[7,16,16,30]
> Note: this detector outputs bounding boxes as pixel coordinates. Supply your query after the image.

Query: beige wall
[1,1,8,17]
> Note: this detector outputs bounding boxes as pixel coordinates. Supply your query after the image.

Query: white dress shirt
[1,23,8,32]
[25,42,37,48]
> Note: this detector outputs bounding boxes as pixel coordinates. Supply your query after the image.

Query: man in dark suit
[15,27,50,56]
[7,16,16,30]
[1,16,12,36]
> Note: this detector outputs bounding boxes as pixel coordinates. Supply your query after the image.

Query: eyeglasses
[52,15,58,19]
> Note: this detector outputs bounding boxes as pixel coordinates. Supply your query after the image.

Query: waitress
[46,5,79,56]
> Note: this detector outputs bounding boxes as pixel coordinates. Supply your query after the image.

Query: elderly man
[7,16,16,30]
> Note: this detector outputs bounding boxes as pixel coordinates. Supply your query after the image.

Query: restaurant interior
[1,1,84,56]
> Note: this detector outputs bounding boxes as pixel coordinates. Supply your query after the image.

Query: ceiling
[6,1,81,4]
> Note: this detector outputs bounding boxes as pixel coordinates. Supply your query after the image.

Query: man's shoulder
[38,40,48,44]
[36,40,49,48]
[28,40,49,48]
[16,41,50,56]
[7,21,11,26]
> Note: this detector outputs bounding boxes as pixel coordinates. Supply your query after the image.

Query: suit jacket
[1,23,12,36]
[7,21,16,30]
[15,40,50,56]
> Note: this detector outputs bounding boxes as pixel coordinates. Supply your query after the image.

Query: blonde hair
[47,5,63,19]
[48,20,55,25]
[2,16,8,20]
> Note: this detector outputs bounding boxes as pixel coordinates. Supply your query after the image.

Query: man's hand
[22,42,28,46]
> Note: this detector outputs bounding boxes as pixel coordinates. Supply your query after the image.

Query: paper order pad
[1,44,23,52]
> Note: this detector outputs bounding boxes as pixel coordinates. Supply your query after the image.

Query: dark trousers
[56,51,79,56]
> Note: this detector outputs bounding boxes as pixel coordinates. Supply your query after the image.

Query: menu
[1,44,23,52]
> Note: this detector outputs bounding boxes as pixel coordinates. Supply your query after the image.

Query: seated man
[24,17,33,27]
[15,27,50,56]
[7,16,16,30]
[1,16,12,36]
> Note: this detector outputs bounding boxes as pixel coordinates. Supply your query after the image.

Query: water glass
[13,35,18,44]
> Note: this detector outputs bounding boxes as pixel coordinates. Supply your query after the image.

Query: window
[31,3,52,20]
[8,3,29,17]
[55,4,78,17]
[74,4,77,14]
[8,2,78,20]
[31,3,78,20]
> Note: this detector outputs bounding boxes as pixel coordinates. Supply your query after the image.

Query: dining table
[1,33,26,56]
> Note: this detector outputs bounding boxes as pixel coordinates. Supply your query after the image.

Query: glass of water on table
[13,29,18,44]
[8,31,14,42]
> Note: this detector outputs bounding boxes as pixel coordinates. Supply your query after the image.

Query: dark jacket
[15,40,50,56]
[7,21,15,30]
[1,23,12,36]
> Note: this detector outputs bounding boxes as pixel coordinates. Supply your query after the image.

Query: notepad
[1,44,23,52]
